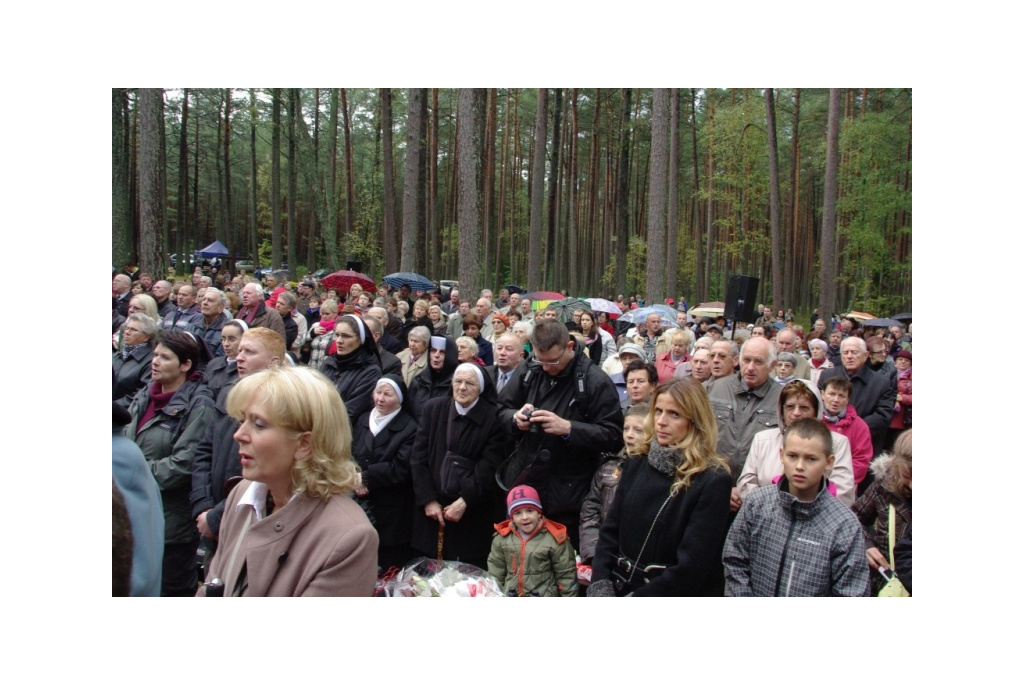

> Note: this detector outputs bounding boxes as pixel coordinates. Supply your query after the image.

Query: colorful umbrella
[687,302,726,318]
[320,269,375,294]
[619,304,680,328]
[383,271,437,292]
[586,297,621,315]
[549,297,590,323]
[843,311,876,323]
[524,291,564,302]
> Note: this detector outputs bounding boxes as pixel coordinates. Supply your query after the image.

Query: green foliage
[339,231,382,280]
[625,236,648,297]
[258,239,272,266]
[835,112,912,310]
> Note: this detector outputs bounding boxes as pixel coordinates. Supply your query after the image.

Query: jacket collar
[775,475,827,520]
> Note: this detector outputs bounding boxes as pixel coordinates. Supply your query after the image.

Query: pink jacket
[825,403,873,484]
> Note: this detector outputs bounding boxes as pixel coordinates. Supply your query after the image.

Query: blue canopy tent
[195,240,230,259]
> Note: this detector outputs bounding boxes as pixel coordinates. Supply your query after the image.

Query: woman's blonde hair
[226,366,359,500]
[319,299,340,318]
[882,429,912,498]
[130,294,159,321]
[640,377,730,495]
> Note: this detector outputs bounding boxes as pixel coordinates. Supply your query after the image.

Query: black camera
[522,408,543,434]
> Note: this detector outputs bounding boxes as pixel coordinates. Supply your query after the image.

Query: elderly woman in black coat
[409,362,509,569]
[113,312,160,405]
[319,314,382,426]
[352,374,419,571]
[407,335,460,419]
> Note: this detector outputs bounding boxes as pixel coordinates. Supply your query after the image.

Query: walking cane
[436,527,445,564]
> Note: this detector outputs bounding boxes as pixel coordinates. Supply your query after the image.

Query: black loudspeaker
[725,275,759,322]
[346,261,362,273]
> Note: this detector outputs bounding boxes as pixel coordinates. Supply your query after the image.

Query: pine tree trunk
[112,89,133,267]
[308,89,320,270]
[615,88,632,297]
[287,88,299,270]
[786,89,800,308]
[691,89,702,301]
[381,89,398,273]
[457,89,482,298]
[401,89,425,271]
[416,91,428,274]
[429,89,441,276]
[177,90,189,267]
[271,88,283,268]
[327,89,339,264]
[545,88,562,284]
[223,89,233,248]
[667,88,680,300]
[527,88,547,291]
[765,88,783,309]
[568,88,580,294]
[482,88,497,284]
[645,89,669,304]
[341,89,355,240]
[819,89,841,321]
[702,94,715,301]
[138,88,165,276]
[249,89,259,271]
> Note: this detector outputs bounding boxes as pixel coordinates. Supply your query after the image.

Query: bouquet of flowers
[376,557,504,597]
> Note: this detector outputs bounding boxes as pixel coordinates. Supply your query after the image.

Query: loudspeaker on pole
[725,275,759,322]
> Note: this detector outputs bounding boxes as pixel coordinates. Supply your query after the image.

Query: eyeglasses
[534,347,569,367]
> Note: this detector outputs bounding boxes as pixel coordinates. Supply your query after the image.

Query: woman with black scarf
[319,314,382,426]
[407,335,460,419]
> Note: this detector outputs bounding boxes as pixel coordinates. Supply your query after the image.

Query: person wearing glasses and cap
[500,320,624,551]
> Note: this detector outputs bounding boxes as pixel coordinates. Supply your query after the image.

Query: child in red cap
[487,485,579,597]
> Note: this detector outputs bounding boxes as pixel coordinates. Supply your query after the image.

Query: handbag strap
[628,494,673,585]
[222,509,253,597]
[887,503,897,567]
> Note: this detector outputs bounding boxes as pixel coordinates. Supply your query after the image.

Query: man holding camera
[500,320,624,549]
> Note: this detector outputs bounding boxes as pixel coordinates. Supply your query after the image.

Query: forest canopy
[113,88,911,316]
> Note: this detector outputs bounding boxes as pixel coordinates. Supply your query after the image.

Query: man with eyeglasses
[500,319,623,550]
[818,336,895,459]
[865,335,898,391]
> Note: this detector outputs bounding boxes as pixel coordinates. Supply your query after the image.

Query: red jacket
[889,368,912,430]
[825,404,873,484]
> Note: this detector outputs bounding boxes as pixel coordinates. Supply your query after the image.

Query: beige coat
[395,349,428,387]
[197,480,379,597]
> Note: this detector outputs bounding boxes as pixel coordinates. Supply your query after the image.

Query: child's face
[779,433,834,502]
[512,507,541,536]
[622,415,645,453]
[822,386,849,415]
[775,361,794,379]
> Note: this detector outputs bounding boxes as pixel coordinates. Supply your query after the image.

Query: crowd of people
[112,265,912,597]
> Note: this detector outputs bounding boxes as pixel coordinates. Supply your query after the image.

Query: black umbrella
[862,318,903,329]
[383,271,437,292]
[892,312,912,323]
[504,284,524,295]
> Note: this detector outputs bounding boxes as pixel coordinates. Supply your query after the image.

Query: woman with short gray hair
[397,326,432,386]
[113,313,160,404]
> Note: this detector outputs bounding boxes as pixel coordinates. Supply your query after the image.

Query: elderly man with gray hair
[197,288,230,356]
[707,336,782,513]
[817,336,895,460]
